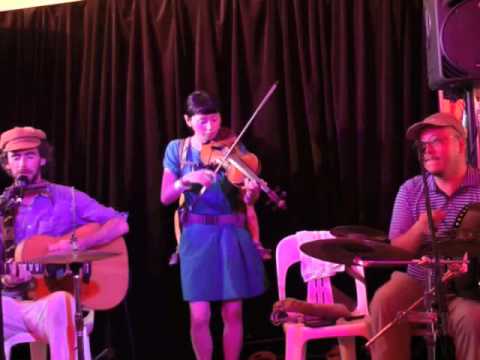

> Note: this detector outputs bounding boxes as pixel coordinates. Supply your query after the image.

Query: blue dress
[163,138,267,301]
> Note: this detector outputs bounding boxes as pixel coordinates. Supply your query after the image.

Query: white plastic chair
[4,309,94,360]
[276,233,370,360]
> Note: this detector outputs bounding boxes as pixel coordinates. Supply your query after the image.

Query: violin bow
[211,81,279,176]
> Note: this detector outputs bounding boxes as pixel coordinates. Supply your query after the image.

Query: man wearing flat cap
[369,113,480,360]
[0,126,129,359]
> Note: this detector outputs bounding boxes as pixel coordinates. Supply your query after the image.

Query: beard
[28,169,42,184]
[13,168,42,185]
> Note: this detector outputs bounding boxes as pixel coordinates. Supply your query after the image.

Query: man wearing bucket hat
[369,113,480,360]
[0,126,129,359]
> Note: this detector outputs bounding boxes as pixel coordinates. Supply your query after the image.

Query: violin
[200,128,287,210]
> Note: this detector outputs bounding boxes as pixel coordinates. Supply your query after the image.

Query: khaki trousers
[2,291,75,360]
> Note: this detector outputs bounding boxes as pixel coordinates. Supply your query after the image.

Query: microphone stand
[0,183,25,360]
[418,148,450,360]
[69,187,85,360]
[0,198,8,360]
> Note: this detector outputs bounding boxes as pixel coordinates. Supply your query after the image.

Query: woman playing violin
[161,91,267,360]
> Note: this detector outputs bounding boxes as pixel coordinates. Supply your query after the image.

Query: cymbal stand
[365,264,464,350]
[71,262,85,360]
[365,146,450,358]
[419,143,448,358]
[0,274,6,360]
[0,187,22,360]
[0,180,28,360]
[70,187,85,360]
[365,281,435,349]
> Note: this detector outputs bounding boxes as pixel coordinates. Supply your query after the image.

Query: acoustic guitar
[11,223,129,310]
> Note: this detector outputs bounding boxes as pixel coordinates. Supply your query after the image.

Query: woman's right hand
[181,169,216,188]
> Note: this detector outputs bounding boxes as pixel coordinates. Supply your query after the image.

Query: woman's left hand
[242,178,260,205]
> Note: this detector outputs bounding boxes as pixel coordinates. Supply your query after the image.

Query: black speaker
[423,0,480,90]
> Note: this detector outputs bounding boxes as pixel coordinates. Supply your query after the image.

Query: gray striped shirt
[389,167,480,281]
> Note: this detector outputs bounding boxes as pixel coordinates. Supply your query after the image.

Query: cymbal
[300,238,415,266]
[29,250,120,264]
[330,225,388,242]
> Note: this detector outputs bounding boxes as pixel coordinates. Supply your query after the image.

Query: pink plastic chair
[276,233,370,360]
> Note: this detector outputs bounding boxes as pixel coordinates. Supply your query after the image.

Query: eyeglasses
[415,135,459,151]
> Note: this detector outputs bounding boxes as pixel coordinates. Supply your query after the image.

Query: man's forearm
[391,221,425,253]
[79,217,129,250]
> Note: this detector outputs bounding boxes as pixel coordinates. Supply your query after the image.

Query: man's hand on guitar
[2,262,32,287]
[48,232,83,253]
[48,238,73,253]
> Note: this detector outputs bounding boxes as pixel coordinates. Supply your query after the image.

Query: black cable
[417,147,451,360]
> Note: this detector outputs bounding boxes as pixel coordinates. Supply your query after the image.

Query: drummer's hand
[417,255,433,266]
[182,169,216,188]
[417,209,446,234]
[2,263,32,287]
[242,178,260,205]
[446,253,469,275]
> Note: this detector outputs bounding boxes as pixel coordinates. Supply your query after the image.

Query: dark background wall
[0,0,437,358]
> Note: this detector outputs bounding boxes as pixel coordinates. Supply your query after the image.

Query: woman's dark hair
[185,90,220,117]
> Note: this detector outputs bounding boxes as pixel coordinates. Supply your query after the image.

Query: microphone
[12,175,29,200]
[14,175,29,189]
[0,176,29,214]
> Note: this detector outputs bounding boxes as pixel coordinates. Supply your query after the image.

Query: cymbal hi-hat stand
[55,230,86,360]
[29,245,121,360]
[71,261,85,360]
[365,259,467,352]
[0,180,29,360]
[417,144,449,359]
[366,145,458,360]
